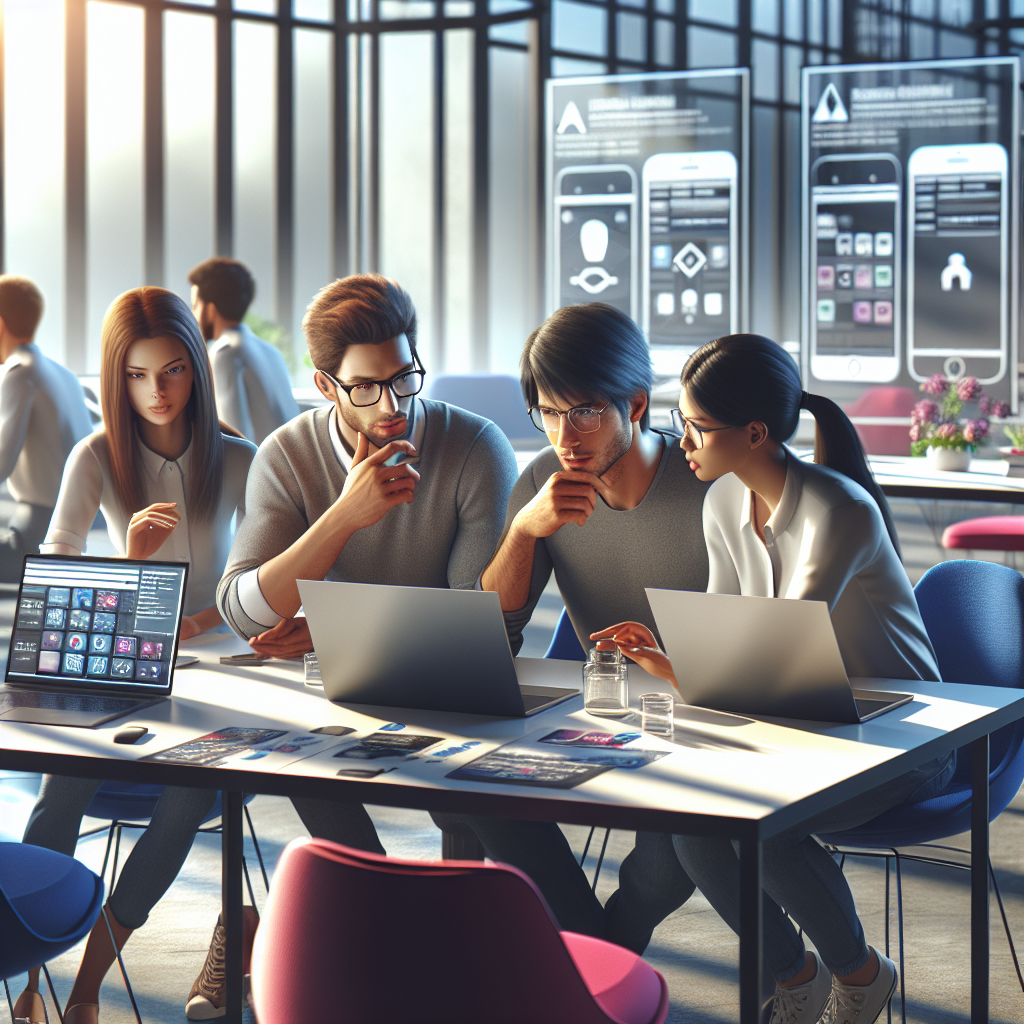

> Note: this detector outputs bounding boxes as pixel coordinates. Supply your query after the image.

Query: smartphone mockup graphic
[906,144,1009,384]
[641,151,739,353]
[554,165,638,318]
[810,154,901,384]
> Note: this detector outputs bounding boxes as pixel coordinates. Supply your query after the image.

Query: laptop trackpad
[0,707,97,726]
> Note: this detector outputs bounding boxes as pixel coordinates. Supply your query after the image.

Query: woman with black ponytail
[592,334,951,1024]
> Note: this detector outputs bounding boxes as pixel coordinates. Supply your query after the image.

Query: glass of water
[583,646,630,718]
[640,692,674,737]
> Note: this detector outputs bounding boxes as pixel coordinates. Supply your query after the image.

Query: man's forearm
[480,523,538,612]
[256,508,357,618]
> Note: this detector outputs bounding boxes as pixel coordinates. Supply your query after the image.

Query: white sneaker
[764,952,832,1024]
[822,948,898,1024]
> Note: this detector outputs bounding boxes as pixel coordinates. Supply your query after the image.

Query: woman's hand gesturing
[589,621,678,689]
[126,502,180,560]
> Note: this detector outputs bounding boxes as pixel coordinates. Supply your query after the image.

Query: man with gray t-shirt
[0,276,91,582]
[470,301,711,954]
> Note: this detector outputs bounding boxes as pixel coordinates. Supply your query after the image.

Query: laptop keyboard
[0,689,145,714]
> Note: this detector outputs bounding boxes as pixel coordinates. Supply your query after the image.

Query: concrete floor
[2,494,1024,1022]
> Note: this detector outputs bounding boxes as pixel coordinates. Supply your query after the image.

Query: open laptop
[297,579,580,718]
[646,588,914,724]
[1,554,189,727]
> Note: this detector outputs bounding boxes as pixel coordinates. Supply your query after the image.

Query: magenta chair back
[251,837,668,1024]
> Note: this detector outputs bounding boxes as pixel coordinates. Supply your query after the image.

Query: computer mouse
[113,726,149,745]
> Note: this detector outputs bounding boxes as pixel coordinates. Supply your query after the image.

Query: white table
[869,455,1024,505]
[1,632,1020,1023]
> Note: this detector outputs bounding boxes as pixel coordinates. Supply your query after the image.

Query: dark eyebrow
[342,363,415,384]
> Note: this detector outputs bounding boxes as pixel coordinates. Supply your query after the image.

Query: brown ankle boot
[185,905,259,1021]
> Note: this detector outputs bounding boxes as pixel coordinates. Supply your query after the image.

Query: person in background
[467,302,710,953]
[14,287,256,1024]
[189,256,300,444]
[0,275,91,582]
[594,334,949,1024]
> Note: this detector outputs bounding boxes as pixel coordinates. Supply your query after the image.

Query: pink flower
[909,423,922,442]
[992,401,1010,419]
[956,376,983,402]
[921,374,948,395]
[936,422,959,440]
[963,419,989,445]
[912,400,939,424]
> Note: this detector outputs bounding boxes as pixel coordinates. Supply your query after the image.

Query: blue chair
[545,608,611,885]
[424,374,535,446]
[1,842,104,1018]
[820,560,1024,1021]
[544,607,586,661]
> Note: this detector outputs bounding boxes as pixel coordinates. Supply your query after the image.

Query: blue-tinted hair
[520,303,652,430]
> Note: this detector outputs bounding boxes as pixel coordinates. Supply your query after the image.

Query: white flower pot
[926,446,971,472]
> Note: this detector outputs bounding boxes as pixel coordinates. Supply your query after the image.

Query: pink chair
[250,837,669,1024]
[942,516,1024,553]
[844,386,917,456]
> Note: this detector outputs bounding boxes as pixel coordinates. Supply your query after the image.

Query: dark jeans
[431,812,696,952]
[671,755,953,982]
[23,775,218,930]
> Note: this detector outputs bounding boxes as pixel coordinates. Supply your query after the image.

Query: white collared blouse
[42,430,256,616]
[702,450,940,682]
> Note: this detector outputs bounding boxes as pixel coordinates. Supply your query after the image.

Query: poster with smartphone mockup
[802,58,1020,426]
[547,69,749,376]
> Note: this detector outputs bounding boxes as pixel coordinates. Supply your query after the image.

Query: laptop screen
[6,554,189,695]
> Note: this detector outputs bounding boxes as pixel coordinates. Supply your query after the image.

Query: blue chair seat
[0,842,104,979]
[86,782,248,825]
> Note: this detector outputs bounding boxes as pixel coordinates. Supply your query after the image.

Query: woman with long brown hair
[13,287,256,1024]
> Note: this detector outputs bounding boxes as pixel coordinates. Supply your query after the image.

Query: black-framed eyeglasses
[669,409,738,449]
[319,361,425,408]
[529,403,609,434]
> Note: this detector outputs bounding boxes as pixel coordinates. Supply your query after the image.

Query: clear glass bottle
[582,645,630,718]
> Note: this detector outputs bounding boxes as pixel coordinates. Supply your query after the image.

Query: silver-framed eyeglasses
[670,409,738,449]
[529,403,609,434]
[319,364,425,408]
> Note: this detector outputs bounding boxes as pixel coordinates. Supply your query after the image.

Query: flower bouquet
[910,374,1008,471]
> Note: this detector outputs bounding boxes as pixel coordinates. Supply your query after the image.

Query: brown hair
[302,274,417,374]
[187,257,255,323]
[0,275,44,338]
[100,287,224,524]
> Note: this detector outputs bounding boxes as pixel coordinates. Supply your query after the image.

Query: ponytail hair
[681,334,902,559]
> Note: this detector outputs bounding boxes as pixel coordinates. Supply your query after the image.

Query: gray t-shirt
[500,434,710,654]
[218,399,519,639]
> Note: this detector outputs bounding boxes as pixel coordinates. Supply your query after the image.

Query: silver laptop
[1,554,189,727]
[298,580,580,717]
[646,588,914,724]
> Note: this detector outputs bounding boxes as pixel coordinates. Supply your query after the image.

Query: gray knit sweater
[500,434,710,654]
[218,400,519,639]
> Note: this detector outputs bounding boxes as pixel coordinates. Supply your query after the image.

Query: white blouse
[702,451,940,682]
[42,431,256,616]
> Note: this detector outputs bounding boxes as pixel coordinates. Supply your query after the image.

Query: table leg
[970,735,990,1024]
[441,826,485,860]
[739,837,763,1023]
[222,790,244,1024]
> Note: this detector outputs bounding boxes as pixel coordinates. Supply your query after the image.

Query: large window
[1,1,1020,377]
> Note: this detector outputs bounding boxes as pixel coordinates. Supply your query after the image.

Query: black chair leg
[989,856,1024,992]
[41,963,62,1024]
[98,824,116,881]
[109,824,123,891]
[4,977,15,1022]
[885,855,892,1024]
[578,826,596,868]
[100,907,141,1024]
[243,803,270,894]
[242,852,257,910]
[591,829,611,892]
